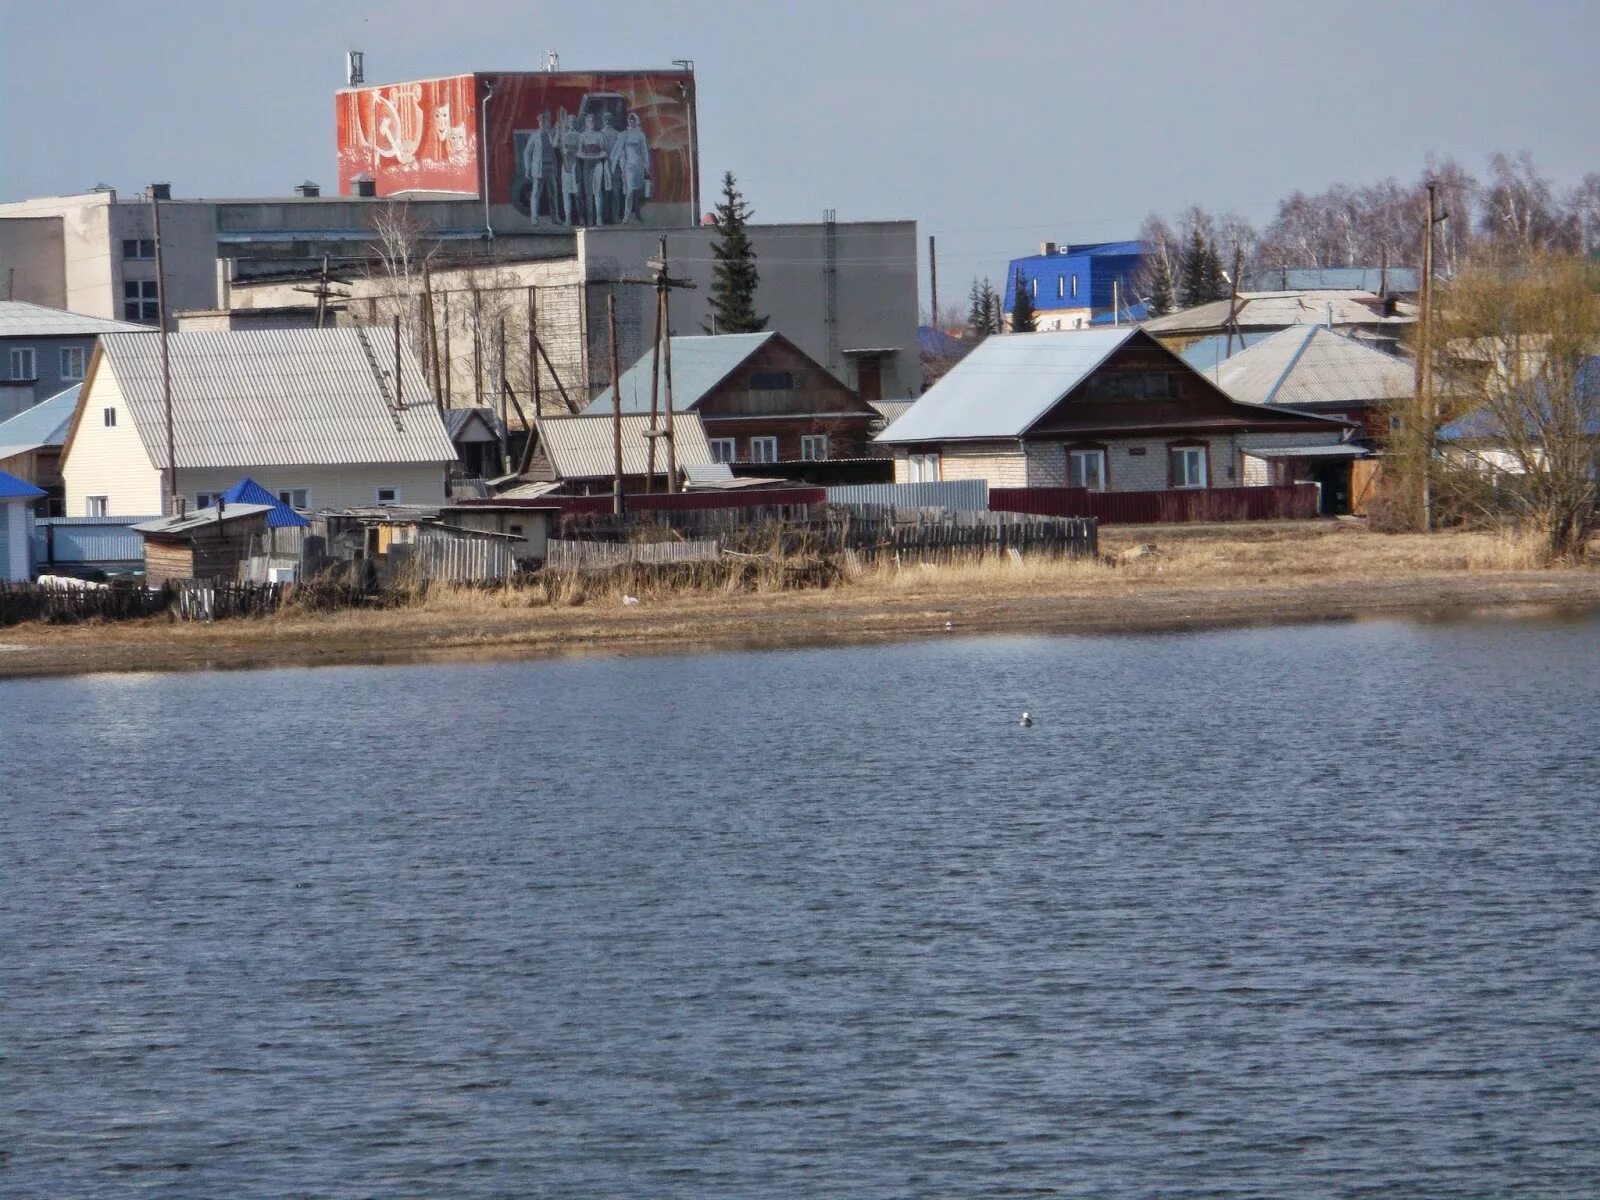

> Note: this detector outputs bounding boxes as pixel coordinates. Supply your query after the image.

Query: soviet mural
[336,71,698,229]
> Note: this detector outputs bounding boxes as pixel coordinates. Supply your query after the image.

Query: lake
[4,614,1599,1197]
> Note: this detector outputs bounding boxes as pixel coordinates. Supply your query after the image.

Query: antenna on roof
[347,50,364,86]
[546,50,559,71]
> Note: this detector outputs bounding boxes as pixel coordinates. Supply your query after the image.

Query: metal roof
[443,406,506,440]
[0,301,150,339]
[585,333,774,415]
[0,467,46,499]
[1241,267,1420,294]
[534,412,714,479]
[0,383,79,459]
[1215,325,1415,407]
[1242,444,1371,459]
[875,329,1136,444]
[869,400,915,431]
[215,476,312,528]
[133,502,274,535]
[89,327,456,470]
[1141,291,1417,336]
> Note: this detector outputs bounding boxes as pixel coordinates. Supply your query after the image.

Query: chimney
[352,174,377,198]
[1040,241,1057,256]
[295,181,321,198]
[146,182,172,201]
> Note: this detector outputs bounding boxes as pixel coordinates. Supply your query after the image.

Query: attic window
[102,407,117,427]
[749,370,794,390]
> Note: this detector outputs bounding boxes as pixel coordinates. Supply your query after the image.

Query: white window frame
[1030,278,1038,299]
[9,347,36,380]
[60,346,87,381]
[708,437,736,464]
[907,451,941,483]
[1068,448,1106,492]
[1057,277,1065,299]
[748,436,778,464]
[102,407,117,427]
[1171,446,1207,489]
[1071,274,1079,298]
[800,434,829,462]
[85,495,109,517]
[375,485,402,505]
[277,488,310,509]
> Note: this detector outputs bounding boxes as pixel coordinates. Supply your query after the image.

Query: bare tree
[1480,152,1577,253]
[1432,253,1600,560]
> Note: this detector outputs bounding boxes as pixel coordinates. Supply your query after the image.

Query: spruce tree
[966,277,990,339]
[1178,225,1209,310]
[986,281,1004,333]
[1201,237,1229,302]
[703,171,767,333]
[1009,270,1037,332]
[1149,256,1176,317]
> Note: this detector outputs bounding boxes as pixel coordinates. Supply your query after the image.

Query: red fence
[460,487,827,516]
[991,484,1320,525]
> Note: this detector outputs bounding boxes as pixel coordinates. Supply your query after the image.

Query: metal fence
[825,479,990,513]
[31,517,157,572]
[991,484,1320,524]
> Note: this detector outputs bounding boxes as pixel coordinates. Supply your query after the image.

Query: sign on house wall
[336,71,699,229]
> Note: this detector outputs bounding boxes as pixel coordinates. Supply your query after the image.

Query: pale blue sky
[3,0,1597,297]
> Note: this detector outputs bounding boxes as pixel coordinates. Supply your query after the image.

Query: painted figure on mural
[559,111,581,226]
[520,111,559,224]
[612,112,652,223]
[576,114,608,226]
[598,112,622,223]
[434,99,470,164]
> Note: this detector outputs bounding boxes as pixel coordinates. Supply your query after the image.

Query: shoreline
[3,566,1598,681]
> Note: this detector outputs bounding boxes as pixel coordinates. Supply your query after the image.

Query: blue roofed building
[0,382,80,510]
[1003,241,1147,331]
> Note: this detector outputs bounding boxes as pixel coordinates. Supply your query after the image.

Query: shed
[441,502,560,563]
[133,502,273,585]
[0,468,45,581]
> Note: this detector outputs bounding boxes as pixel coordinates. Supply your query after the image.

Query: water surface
[4,614,1599,1197]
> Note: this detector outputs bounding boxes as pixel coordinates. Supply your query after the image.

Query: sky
[3,0,1597,309]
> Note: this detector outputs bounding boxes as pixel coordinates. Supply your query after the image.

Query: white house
[0,467,44,580]
[60,328,457,516]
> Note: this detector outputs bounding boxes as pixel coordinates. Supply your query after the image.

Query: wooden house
[519,411,716,495]
[586,332,880,466]
[134,502,272,585]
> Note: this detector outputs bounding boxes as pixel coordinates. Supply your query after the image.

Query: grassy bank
[1,522,1596,680]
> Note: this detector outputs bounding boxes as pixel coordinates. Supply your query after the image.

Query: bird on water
[1019,711,1033,727]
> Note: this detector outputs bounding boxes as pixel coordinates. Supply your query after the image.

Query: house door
[1308,460,1351,515]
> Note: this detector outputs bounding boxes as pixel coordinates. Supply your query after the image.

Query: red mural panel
[336,70,699,229]
[337,75,480,196]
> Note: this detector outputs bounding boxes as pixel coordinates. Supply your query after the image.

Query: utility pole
[607,293,624,515]
[527,285,540,416]
[441,290,452,407]
[928,234,938,329]
[150,186,178,516]
[1223,244,1244,359]
[497,318,510,474]
[1416,179,1445,532]
[646,285,664,491]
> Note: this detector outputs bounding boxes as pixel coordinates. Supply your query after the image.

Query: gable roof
[214,476,312,527]
[585,332,776,415]
[0,467,46,500]
[0,300,150,339]
[532,412,715,479]
[68,327,456,471]
[0,383,79,459]
[1214,325,1416,407]
[876,329,1137,443]
[1142,291,1416,336]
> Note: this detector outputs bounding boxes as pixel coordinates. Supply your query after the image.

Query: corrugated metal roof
[876,329,1135,444]
[133,502,274,535]
[1241,267,1420,294]
[1142,291,1417,336]
[95,327,456,470]
[585,333,774,415]
[1242,444,1371,459]
[1215,325,1415,407]
[0,301,150,338]
[869,400,915,430]
[535,412,714,479]
[215,476,312,527]
[443,406,506,439]
[0,383,79,459]
[0,467,45,499]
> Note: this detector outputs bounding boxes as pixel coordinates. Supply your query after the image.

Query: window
[1057,277,1065,300]
[1030,278,1038,299]
[801,434,829,461]
[102,407,117,427]
[748,436,778,464]
[1170,445,1207,489]
[8,347,36,380]
[86,496,109,517]
[907,452,941,483]
[708,437,736,463]
[749,370,795,391]
[121,238,155,260]
[1088,372,1178,402]
[376,486,401,505]
[1068,448,1107,491]
[277,488,310,509]
[122,279,159,322]
[195,492,219,509]
[60,346,86,380]
[1070,274,1079,299]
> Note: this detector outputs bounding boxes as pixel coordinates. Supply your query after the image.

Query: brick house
[586,332,879,466]
[877,328,1349,492]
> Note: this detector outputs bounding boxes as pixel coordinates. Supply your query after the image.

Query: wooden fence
[991,483,1320,524]
[547,538,723,569]
[839,513,1097,562]
[0,579,171,626]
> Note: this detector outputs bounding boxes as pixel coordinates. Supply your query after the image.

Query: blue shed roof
[0,467,46,500]
[0,383,79,459]
[210,476,312,527]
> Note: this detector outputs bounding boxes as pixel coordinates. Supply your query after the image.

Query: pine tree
[703,171,767,334]
[1201,237,1229,302]
[985,281,1004,333]
[1149,255,1176,317]
[966,277,990,339]
[1009,270,1037,332]
[1178,225,1209,310]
